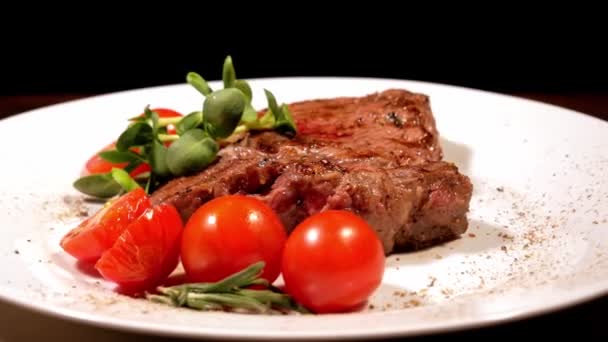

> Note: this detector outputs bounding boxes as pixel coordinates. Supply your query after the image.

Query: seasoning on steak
[151,89,473,254]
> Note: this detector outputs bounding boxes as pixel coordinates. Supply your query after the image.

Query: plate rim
[2,76,607,126]
[0,281,606,340]
[0,76,606,339]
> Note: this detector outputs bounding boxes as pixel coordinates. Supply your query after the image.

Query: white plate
[0,77,606,340]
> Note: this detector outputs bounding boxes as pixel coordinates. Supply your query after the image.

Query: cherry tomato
[60,188,151,263]
[95,203,183,291]
[80,142,150,178]
[181,195,287,284]
[81,142,126,176]
[281,210,385,313]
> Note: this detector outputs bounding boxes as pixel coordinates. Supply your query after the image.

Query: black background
[2,13,607,96]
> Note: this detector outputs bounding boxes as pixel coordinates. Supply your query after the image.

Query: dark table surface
[0,92,606,341]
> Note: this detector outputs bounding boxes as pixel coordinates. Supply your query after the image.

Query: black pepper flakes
[14,250,19,255]
[385,112,404,128]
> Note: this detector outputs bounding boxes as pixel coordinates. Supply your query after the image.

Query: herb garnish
[146,262,310,314]
[73,56,297,198]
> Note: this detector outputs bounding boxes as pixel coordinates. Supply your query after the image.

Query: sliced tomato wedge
[94,203,183,291]
[60,188,151,263]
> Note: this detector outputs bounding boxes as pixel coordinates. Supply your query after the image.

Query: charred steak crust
[151,89,473,254]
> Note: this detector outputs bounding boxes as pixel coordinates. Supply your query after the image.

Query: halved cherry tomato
[80,142,150,177]
[180,195,287,284]
[281,210,385,313]
[95,203,183,291]
[60,188,151,263]
[81,142,126,176]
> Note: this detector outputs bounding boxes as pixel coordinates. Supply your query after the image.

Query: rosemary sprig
[146,261,310,315]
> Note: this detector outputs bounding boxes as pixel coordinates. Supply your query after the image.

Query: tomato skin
[281,210,385,314]
[181,195,287,284]
[81,142,150,177]
[82,142,126,176]
[60,188,151,263]
[95,203,183,291]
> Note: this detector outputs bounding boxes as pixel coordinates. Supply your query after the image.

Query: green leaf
[258,111,275,127]
[150,110,160,135]
[186,72,212,96]
[149,140,171,178]
[240,103,258,125]
[128,116,148,124]
[144,172,154,194]
[73,173,122,198]
[234,80,252,102]
[263,89,281,118]
[176,111,203,135]
[244,110,275,130]
[116,122,154,151]
[203,88,246,139]
[222,56,236,88]
[111,168,141,192]
[123,159,144,174]
[263,89,297,136]
[143,105,154,119]
[166,129,219,176]
[98,150,145,164]
[274,104,298,136]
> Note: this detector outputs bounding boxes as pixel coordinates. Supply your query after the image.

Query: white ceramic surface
[0,78,606,340]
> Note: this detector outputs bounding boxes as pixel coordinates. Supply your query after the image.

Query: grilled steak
[151,89,473,254]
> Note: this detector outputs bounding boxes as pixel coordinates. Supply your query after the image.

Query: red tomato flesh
[281,210,385,313]
[181,195,287,284]
[95,203,183,291]
[60,188,151,263]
